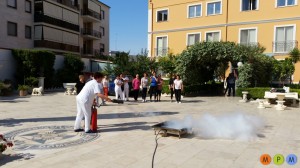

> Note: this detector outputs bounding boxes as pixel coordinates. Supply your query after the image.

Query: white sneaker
[179,101,182,104]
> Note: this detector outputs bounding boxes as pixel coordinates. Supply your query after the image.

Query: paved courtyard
[0,92,300,168]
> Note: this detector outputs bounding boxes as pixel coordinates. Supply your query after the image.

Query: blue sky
[100,0,148,55]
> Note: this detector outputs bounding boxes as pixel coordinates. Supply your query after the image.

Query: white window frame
[240,0,260,11]
[206,1,222,16]
[187,3,202,18]
[25,0,31,13]
[156,8,169,22]
[156,35,168,56]
[205,30,221,42]
[186,32,201,46]
[238,27,258,45]
[273,24,296,53]
[275,0,298,7]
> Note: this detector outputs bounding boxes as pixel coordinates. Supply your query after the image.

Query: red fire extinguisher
[90,98,99,133]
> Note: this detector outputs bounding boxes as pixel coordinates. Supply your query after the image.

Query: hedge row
[161,82,224,96]
[236,87,300,99]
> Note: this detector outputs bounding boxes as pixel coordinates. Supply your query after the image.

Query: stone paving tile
[1,92,300,167]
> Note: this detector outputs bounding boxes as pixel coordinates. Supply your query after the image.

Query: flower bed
[0,134,13,155]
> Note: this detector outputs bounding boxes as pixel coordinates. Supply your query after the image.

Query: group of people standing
[75,74,109,105]
[130,72,184,103]
[114,74,130,101]
[73,72,184,133]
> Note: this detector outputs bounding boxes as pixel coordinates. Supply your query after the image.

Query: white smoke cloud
[164,113,265,141]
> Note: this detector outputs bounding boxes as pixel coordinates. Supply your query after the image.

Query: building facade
[148,0,300,83]
[0,0,110,80]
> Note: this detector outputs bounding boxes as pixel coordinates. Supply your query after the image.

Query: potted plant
[0,134,13,157]
[18,85,30,96]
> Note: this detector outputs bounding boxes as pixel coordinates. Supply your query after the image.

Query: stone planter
[19,90,28,96]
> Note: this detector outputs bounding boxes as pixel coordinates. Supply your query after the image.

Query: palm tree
[288,48,300,84]
[289,48,300,64]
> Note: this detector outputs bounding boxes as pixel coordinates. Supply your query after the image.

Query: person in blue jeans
[149,71,158,102]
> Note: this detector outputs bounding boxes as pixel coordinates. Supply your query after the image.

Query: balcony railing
[273,40,298,53]
[34,0,79,10]
[81,8,101,21]
[81,48,100,56]
[34,39,80,53]
[81,28,101,39]
[238,42,258,47]
[154,48,168,57]
[49,0,79,10]
[34,13,79,32]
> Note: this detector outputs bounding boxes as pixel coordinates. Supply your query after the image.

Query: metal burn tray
[152,122,188,139]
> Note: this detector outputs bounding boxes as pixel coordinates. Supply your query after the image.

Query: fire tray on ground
[152,122,188,139]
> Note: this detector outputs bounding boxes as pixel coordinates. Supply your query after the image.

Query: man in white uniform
[114,76,123,100]
[123,75,129,101]
[74,72,111,133]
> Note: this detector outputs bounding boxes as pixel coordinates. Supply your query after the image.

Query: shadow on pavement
[0,111,179,127]
[0,153,35,167]
[98,121,157,132]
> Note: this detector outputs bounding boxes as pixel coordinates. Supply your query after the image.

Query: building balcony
[154,48,169,57]
[81,8,101,22]
[34,39,80,53]
[35,0,79,10]
[81,28,101,40]
[238,42,258,47]
[273,40,298,53]
[49,0,79,10]
[81,48,100,57]
[34,13,79,32]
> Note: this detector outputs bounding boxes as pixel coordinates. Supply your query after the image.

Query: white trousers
[123,87,129,100]
[115,87,123,100]
[74,97,91,132]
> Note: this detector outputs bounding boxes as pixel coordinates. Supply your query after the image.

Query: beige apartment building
[148,0,300,83]
[0,0,110,80]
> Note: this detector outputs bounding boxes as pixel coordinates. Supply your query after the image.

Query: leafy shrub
[236,87,285,99]
[162,84,170,94]
[236,63,252,88]
[13,49,55,88]
[53,54,84,87]
[0,80,13,96]
[25,77,39,87]
[18,85,30,91]
[289,84,300,89]
[184,83,224,96]
[290,89,300,96]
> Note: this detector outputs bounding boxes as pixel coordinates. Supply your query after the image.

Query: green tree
[176,42,238,84]
[289,48,300,64]
[13,49,55,88]
[175,42,267,86]
[112,51,132,75]
[272,58,295,86]
[236,63,252,88]
[54,53,84,85]
[250,54,274,87]
[158,54,176,77]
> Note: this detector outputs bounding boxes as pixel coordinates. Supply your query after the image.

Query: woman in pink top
[132,74,141,101]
